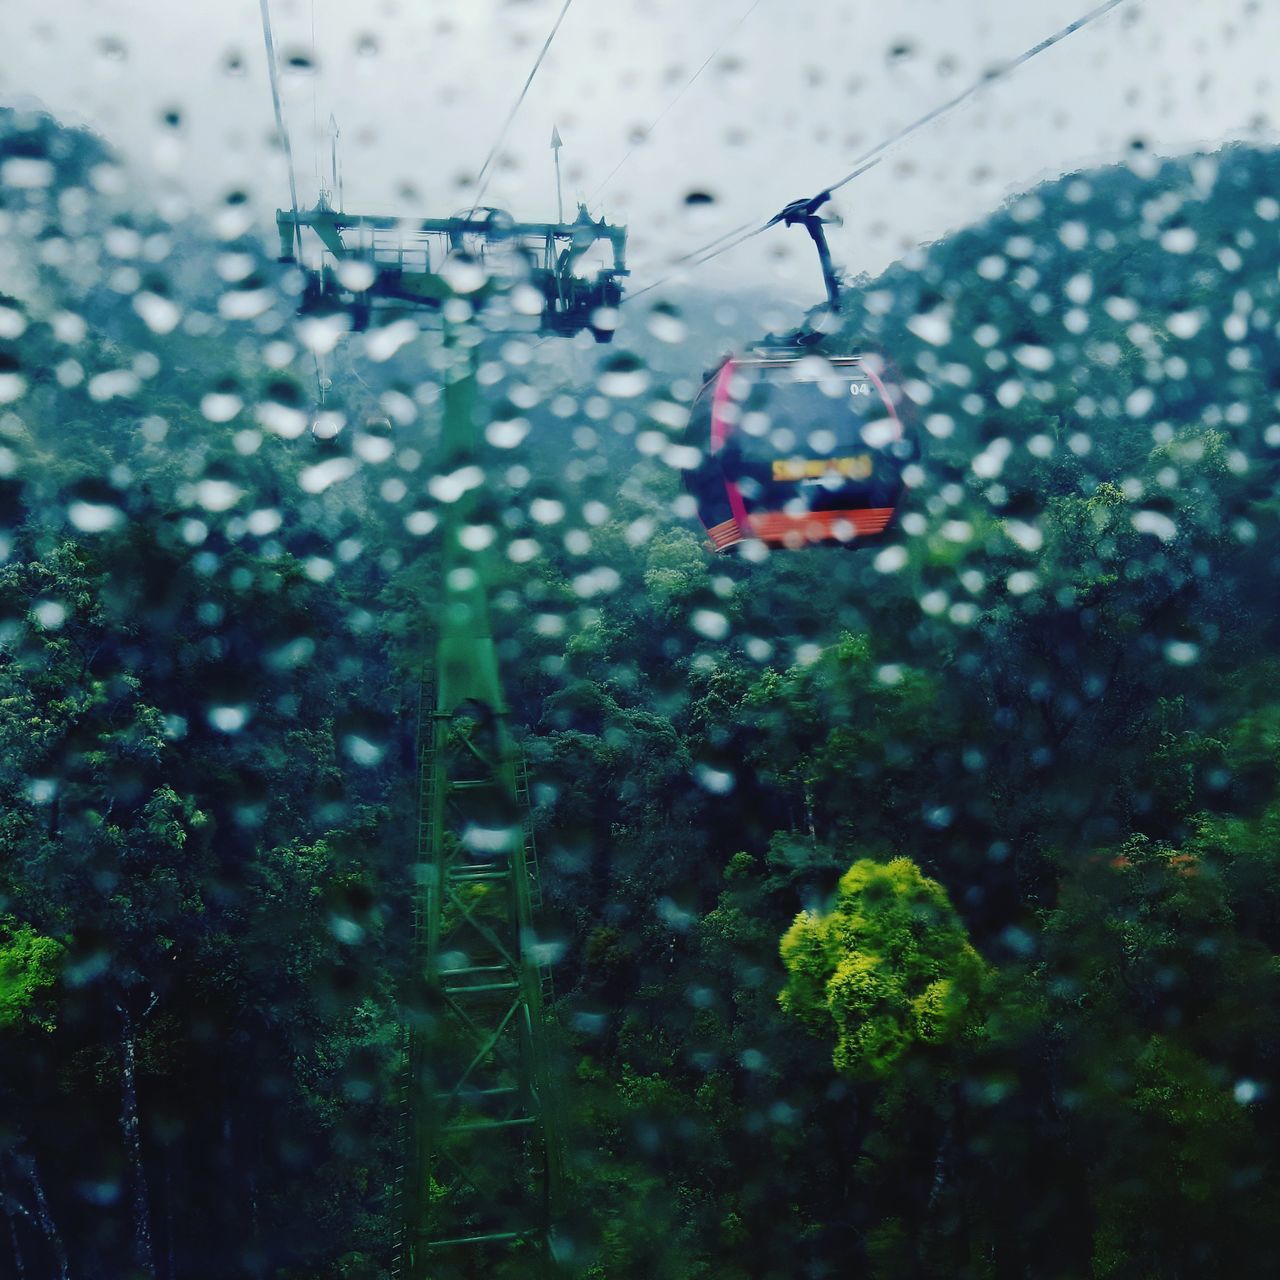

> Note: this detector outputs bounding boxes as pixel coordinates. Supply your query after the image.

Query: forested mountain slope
[2,104,1278,1278]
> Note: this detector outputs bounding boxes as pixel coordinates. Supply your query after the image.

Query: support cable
[624,0,1133,299]
[820,0,1131,199]
[257,0,303,258]
[258,0,328,412]
[311,0,321,190]
[588,0,764,205]
[625,161,880,303]
[470,0,576,215]
[624,223,767,305]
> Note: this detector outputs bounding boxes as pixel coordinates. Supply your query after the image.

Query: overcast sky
[1,0,1276,304]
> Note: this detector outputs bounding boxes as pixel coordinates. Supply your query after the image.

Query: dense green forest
[2,105,1279,1278]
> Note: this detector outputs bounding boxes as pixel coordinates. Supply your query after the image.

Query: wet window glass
[2,2,1278,1278]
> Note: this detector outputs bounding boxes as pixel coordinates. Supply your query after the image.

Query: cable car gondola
[684,352,911,551]
[680,186,917,551]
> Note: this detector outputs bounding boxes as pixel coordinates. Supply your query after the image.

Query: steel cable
[258,0,302,256]
[625,0,1134,298]
[589,0,765,206]
[470,0,576,214]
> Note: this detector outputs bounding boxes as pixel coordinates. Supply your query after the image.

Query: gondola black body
[683,353,911,551]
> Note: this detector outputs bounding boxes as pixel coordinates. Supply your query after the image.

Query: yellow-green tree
[779,857,988,1080]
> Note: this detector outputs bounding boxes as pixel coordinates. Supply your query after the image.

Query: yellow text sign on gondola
[772,454,873,482]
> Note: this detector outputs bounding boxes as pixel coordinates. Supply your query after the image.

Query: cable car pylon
[258,4,601,1272]
[393,321,563,1279]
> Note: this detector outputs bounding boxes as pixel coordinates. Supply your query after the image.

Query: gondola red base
[706,506,895,551]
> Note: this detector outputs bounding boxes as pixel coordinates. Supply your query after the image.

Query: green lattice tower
[397,323,562,1280]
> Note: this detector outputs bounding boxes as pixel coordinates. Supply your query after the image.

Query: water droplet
[1160,225,1197,254]
[530,498,565,525]
[510,283,545,317]
[133,291,181,334]
[1004,521,1043,553]
[1126,388,1155,417]
[1,157,54,190]
[1132,510,1177,542]
[874,546,907,573]
[300,458,357,493]
[459,524,495,551]
[257,401,307,439]
[906,308,951,346]
[297,315,349,356]
[597,355,649,399]
[32,600,67,629]
[646,304,686,344]
[428,466,484,504]
[995,381,1024,410]
[86,370,139,402]
[1058,221,1089,251]
[196,479,243,513]
[363,317,415,360]
[26,778,57,805]
[439,253,487,295]
[0,307,27,340]
[853,418,894,451]
[354,432,393,464]
[1104,296,1139,322]
[658,898,697,930]
[1063,273,1092,305]
[461,822,519,856]
[335,259,376,294]
[486,418,530,448]
[247,508,282,536]
[200,392,242,423]
[1014,344,1054,372]
[329,915,365,944]
[1234,1078,1263,1105]
[692,609,729,640]
[572,567,620,598]
[208,705,250,733]
[68,501,123,533]
[694,764,735,795]
[267,637,315,671]
[311,411,344,440]
[403,510,436,537]
[973,439,1011,478]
